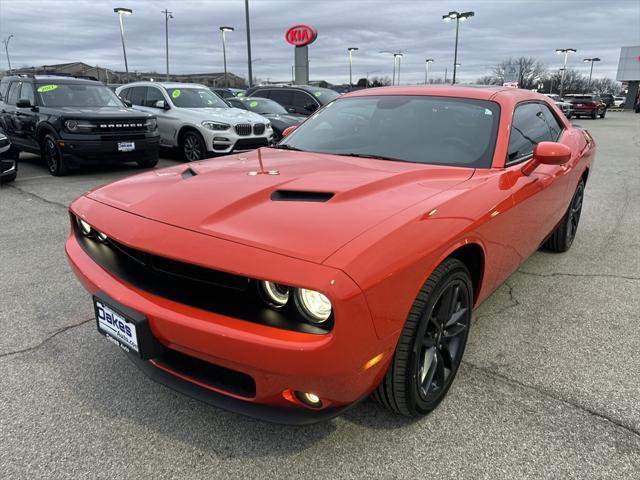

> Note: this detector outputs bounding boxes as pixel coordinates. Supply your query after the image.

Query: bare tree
[369,76,391,87]
[492,56,547,89]
[590,77,623,95]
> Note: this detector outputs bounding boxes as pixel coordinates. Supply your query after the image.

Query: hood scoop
[270,190,335,203]
[181,168,197,179]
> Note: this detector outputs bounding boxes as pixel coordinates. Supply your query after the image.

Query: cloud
[0,0,638,84]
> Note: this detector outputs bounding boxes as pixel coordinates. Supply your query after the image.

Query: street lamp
[379,51,403,86]
[555,48,576,97]
[347,47,358,87]
[424,58,434,84]
[442,10,474,85]
[583,57,601,93]
[161,9,173,81]
[114,8,133,83]
[394,53,403,85]
[2,35,13,73]
[220,26,234,87]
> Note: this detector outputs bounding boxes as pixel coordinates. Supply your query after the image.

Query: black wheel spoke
[443,320,467,339]
[440,342,454,371]
[445,306,467,328]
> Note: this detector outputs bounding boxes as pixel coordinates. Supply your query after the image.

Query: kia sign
[285,24,317,47]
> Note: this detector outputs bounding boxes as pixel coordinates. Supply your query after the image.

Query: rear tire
[41,134,68,176]
[543,179,585,252]
[373,258,472,417]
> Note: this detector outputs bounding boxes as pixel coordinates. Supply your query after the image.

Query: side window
[506,103,553,164]
[0,80,10,101]
[129,86,147,106]
[268,89,293,106]
[251,89,270,99]
[145,87,165,107]
[539,104,562,141]
[19,82,35,105]
[118,88,131,101]
[6,82,20,105]
[292,91,314,109]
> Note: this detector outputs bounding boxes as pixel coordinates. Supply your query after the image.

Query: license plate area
[117,141,135,152]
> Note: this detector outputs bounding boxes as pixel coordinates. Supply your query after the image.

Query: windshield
[281,95,500,168]
[240,98,288,114]
[166,87,229,108]
[309,88,340,104]
[35,83,124,107]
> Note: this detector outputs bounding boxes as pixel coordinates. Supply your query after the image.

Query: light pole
[424,58,434,84]
[161,9,173,81]
[347,47,358,87]
[2,35,13,73]
[245,0,253,88]
[114,8,132,83]
[583,57,600,93]
[220,26,234,87]
[442,11,474,85]
[556,48,576,97]
[379,51,403,86]
[395,53,403,85]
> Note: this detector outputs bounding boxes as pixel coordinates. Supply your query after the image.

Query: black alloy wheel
[373,258,472,417]
[182,131,206,161]
[543,178,585,252]
[42,134,68,176]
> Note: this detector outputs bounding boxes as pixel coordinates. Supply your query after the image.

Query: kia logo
[285,24,317,47]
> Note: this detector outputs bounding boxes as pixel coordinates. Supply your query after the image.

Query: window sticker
[249,101,258,108]
[37,85,58,93]
[314,91,322,97]
[171,89,181,98]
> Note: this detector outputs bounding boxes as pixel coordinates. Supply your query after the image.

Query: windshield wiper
[271,144,305,152]
[341,153,405,162]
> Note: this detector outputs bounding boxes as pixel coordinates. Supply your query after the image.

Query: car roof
[341,85,548,102]
[119,81,208,89]
[250,84,334,93]
[2,75,101,85]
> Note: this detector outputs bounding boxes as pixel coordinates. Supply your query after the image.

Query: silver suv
[116,82,274,160]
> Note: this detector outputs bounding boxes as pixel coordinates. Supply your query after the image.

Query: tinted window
[6,82,20,105]
[267,90,293,106]
[282,95,500,168]
[307,88,339,104]
[0,80,10,101]
[118,87,131,101]
[129,86,147,106]
[292,91,315,108]
[19,82,35,105]
[145,87,165,107]
[238,98,287,114]
[539,104,562,141]
[251,89,271,100]
[227,98,247,110]
[507,103,553,163]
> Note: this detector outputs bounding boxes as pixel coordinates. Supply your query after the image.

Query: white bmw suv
[116,82,274,160]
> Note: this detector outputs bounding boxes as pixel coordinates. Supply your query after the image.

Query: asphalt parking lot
[1,112,639,479]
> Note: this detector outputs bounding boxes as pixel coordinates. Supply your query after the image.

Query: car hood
[53,106,153,119]
[87,148,474,263]
[177,107,268,124]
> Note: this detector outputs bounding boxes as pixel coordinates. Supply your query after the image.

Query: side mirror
[282,125,298,138]
[16,99,32,108]
[122,98,132,107]
[153,100,169,110]
[522,141,571,175]
[304,102,318,112]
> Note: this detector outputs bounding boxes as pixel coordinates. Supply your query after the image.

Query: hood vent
[271,190,335,203]
[181,168,197,179]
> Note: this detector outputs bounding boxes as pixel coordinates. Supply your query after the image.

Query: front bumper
[58,135,160,166]
[199,126,274,154]
[66,196,393,423]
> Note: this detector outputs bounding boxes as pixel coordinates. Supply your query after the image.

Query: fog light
[77,217,91,235]
[295,391,322,408]
[258,281,290,308]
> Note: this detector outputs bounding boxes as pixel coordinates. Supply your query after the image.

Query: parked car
[600,93,615,108]
[0,130,17,182]
[210,87,245,99]
[613,96,626,108]
[244,84,340,116]
[226,97,305,140]
[0,75,160,176]
[564,94,607,119]
[66,86,594,423]
[545,94,573,118]
[117,82,274,161]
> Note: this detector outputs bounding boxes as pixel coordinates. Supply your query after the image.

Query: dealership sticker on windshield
[249,101,258,107]
[172,89,181,98]
[37,85,58,93]
[314,91,322,97]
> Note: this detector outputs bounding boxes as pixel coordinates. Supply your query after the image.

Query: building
[616,46,640,109]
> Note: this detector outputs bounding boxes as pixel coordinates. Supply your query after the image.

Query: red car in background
[66,86,594,424]
[565,94,607,119]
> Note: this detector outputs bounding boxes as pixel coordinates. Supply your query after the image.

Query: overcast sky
[0,0,638,84]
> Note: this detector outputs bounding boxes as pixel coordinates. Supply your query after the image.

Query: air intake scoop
[271,190,335,202]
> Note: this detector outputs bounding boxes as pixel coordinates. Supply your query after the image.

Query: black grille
[234,123,252,136]
[253,123,265,135]
[95,120,148,133]
[233,138,269,151]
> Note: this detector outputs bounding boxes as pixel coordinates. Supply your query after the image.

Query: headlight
[76,217,92,235]
[65,120,94,132]
[258,281,290,308]
[201,121,230,131]
[145,118,158,131]
[266,122,272,129]
[295,289,332,324]
[96,231,108,242]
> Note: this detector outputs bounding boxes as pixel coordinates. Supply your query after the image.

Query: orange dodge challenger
[66,86,594,424]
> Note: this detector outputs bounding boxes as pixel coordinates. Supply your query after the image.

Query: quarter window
[506,103,553,164]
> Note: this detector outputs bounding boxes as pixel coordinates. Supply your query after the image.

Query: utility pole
[162,9,173,81]
[114,8,133,82]
[3,35,14,73]
[245,0,253,87]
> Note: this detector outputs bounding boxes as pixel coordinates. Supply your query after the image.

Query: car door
[14,82,39,150]
[142,86,174,145]
[500,102,572,260]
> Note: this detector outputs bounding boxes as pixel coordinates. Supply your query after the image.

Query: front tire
[599,109,606,119]
[543,178,585,252]
[181,130,207,162]
[41,134,68,176]
[591,109,597,119]
[373,258,472,417]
